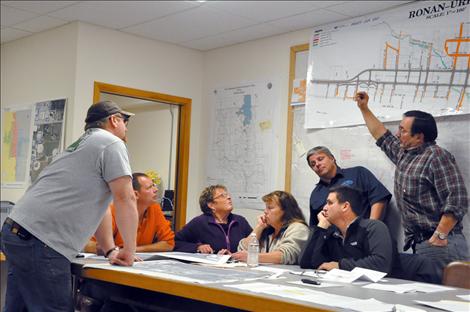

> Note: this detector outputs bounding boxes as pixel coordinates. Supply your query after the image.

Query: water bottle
[246,233,259,267]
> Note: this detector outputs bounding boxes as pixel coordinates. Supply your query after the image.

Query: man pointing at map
[354,91,468,277]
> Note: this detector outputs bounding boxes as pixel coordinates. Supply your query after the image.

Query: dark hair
[328,185,363,216]
[199,185,227,215]
[262,191,306,226]
[132,172,149,191]
[403,110,438,142]
[84,115,109,131]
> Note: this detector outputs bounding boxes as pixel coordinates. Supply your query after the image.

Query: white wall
[0,22,78,203]
[200,29,312,226]
[126,105,178,196]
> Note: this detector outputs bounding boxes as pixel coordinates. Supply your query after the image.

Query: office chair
[442,261,470,289]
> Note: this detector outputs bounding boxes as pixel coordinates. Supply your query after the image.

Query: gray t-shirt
[9,128,132,261]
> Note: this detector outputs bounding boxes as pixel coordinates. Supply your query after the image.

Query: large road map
[305,1,469,128]
[207,81,280,210]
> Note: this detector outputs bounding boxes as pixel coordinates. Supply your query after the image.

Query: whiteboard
[288,48,470,250]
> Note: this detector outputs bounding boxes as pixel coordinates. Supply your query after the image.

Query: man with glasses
[1,100,138,311]
[354,91,468,277]
[175,184,252,254]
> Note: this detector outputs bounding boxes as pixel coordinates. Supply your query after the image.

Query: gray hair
[199,184,227,215]
[306,146,335,163]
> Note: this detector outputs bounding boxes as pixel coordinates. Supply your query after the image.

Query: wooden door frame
[93,81,191,231]
[285,43,309,192]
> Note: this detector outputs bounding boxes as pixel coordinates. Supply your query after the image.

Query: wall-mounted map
[1,107,33,187]
[30,99,67,183]
[1,98,66,187]
[305,1,469,128]
[207,81,280,210]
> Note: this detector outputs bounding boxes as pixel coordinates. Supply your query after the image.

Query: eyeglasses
[144,183,158,190]
[114,114,130,125]
[213,192,230,200]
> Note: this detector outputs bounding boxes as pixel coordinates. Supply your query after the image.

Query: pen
[301,278,321,285]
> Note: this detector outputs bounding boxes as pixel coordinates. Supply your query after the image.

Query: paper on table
[149,252,231,265]
[457,294,470,301]
[197,262,247,268]
[393,304,427,312]
[347,298,394,312]
[251,266,290,274]
[226,282,393,311]
[415,300,470,312]
[363,282,454,294]
[84,259,270,284]
[408,282,455,293]
[362,283,416,294]
[323,267,387,283]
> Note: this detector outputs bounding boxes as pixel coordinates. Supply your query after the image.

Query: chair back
[442,261,470,289]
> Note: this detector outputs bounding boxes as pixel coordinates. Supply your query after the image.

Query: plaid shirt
[376,131,468,242]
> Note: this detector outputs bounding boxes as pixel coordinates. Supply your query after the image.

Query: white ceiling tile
[326,1,410,17]
[1,5,38,26]
[266,8,349,33]
[182,22,286,51]
[48,1,201,29]
[2,1,78,14]
[0,0,417,49]
[13,16,69,33]
[205,1,320,22]
[1,27,32,43]
[123,5,257,44]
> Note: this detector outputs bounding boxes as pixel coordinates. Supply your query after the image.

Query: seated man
[85,172,174,253]
[300,185,440,283]
[300,185,392,273]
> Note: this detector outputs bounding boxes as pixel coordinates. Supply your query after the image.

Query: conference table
[72,257,470,312]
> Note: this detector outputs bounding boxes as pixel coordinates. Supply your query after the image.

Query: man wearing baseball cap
[1,100,138,311]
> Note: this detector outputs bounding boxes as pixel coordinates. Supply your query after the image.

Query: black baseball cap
[85,100,134,123]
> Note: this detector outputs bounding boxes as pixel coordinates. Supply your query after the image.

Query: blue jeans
[1,222,73,312]
[415,233,469,282]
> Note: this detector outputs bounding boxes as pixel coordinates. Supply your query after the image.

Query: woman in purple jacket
[175,184,252,254]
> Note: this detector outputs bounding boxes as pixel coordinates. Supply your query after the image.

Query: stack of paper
[322,267,387,283]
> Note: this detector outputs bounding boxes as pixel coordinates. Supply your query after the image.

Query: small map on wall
[1,107,33,187]
[207,81,280,210]
[30,99,66,183]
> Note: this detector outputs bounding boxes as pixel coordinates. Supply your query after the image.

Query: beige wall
[0,22,78,202]
[125,105,178,195]
[1,21,311,226]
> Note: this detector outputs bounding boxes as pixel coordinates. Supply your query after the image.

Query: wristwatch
[433,230,448,240]
[104,246,119,258]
